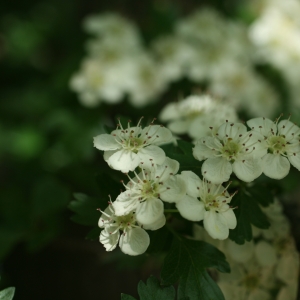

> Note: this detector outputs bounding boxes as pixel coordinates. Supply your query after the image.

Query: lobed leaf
[161,236,229,300]
[229,188,270,244]
[138,276,175,300]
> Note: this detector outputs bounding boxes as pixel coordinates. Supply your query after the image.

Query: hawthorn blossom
[247,117,300,179]
[98,203,150,255]
[193,121,267,183]
[93,119,173,173]
[112,157,185,226]
[176,171,237,240]
[159,94,238,140]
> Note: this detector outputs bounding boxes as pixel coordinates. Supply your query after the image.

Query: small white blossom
[193,122,267,183]
[159,94,238,140]
[176,171,237,240]
[98,204,150,256]
[247,117,300,179]
[112,157,185,226]
[93,119,173,173]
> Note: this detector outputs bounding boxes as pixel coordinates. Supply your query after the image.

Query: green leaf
[146,226,173,253]
[69,193,104,226]
[161,236,229,300]
[0,287,15,300]
[177,140,193,155]
[247,183,274,207]
[31,177,69,217]
[161,141,202,175]
[229,188,270,244]
[85,227,101,240]
[138,276,175,300]
[121,294,137,300]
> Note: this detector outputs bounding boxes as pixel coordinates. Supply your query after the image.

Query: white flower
[93,119,173,173]
[247,117,300,179]
[159,94,238,140]
[112,157,185,226]
[98,204,150,256]
[176,171,237,240]
[83,13,141,48]
[193,122,267,183]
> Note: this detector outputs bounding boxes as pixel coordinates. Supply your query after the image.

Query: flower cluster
[94,119,238,254]
[70,14,168,108]
[193,117,300,182]
[70,10,280,117]
[152,8,279,117]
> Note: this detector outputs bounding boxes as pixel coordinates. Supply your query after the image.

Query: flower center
[125,136,144,152]
[267,135,287,154]
[221,139,241,160]
[116,212,136,229]
[141,180,159,199]
[203,194,220,211]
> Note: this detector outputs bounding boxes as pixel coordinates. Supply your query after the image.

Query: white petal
[99,228,120,251]
[232,157,263,182]
[141,125,173,145]
[226,240,254,263]
[98,205,113,228]
[221,208,237,229]
[262,154,290,179]
[159,102,180,121]
[138,145,166,167]
[248,289,271,300]
[119,227,150,256]
[287,145,300,171]
[180,171,201,198]
[159,175,186,203]
[168,120,190,134]
[107,149,140,172]
[241,131,268,159]
[188,115,215,140]
[113,191,138,216]
[193,137,222,161]
[202,157,232,184]
[254,241,277,267]
[204,210,229,240]
[278,119,300,142]
[103,150,117,162]
[176,195,205,221]
[93,134,120,150]
[141,214,166,230]
[136,197,164,225]
[154,157,179,182]
[247,117,276,137]
[217,122,247,140]
[276,250,299,285]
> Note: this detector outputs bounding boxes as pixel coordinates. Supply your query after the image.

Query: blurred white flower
[159,94,238,140]
[83,13,142,48]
